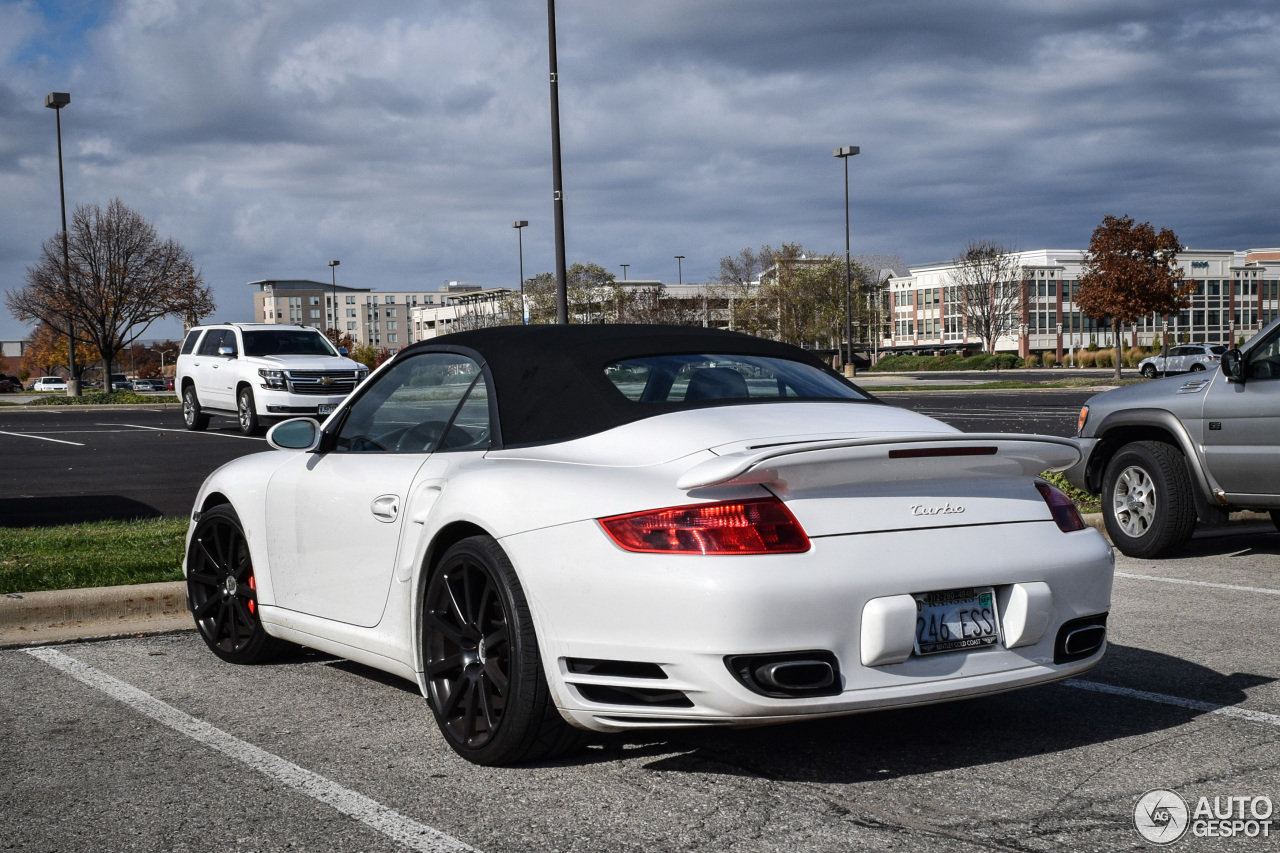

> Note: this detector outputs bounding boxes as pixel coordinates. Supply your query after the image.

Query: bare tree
[949,240,1026,361]
[711,246,774,333]
[7,199,214,393]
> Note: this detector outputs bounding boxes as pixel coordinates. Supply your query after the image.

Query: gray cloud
[3,0,1280,342]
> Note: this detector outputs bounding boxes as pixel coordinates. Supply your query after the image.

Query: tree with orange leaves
[1075,215,1192,380]
[21,322,95,379]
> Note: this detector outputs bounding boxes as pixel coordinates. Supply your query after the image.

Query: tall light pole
[328,259,340,340]
[675,255,685,285]
[159,348,175,383]
[45,92,79,397]
[834,145,859,376]
[513,221,529,324]
[619,264,629,281]
[546,0,568,324]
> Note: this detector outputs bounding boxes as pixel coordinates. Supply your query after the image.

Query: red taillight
[599,497,810,554]
[1036,481,1086,532]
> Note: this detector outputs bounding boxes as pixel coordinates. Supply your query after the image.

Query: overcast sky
[3,0,1279,342]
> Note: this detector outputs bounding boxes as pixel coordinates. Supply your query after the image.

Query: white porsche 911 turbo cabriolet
[184,324,1113,765]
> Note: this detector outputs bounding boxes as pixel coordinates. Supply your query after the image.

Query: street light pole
[328,260,340,340]
[619,264,628,281]
[546,0,568,324]
[675,255,684,285]
[45,92,79,397]
[159,349,175,383]
[834,145,859,376]
[513,221,529,324]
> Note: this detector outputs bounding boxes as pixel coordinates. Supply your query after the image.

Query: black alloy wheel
[183,385,209,431]
[237,387,261,435]
[186,505,280,663]
[423,536,584,765]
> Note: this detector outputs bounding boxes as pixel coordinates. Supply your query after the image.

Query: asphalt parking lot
[3,529,1278,852]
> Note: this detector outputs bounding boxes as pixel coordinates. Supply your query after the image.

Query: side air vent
[575,684,693,708]
[565,658,667,680]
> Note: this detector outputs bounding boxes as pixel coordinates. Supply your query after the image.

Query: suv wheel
[1140,364,1157,379]
[183,385,210,431]
[1102,441,1196,558]
[1190,363,1206,372]
[237,387,261,436]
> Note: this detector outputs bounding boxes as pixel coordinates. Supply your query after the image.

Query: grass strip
[861,378,1144,392]
[26,391,178,406]
[0,517,187,594]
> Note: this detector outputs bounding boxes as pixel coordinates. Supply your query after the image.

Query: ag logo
[1134,789,1189,844]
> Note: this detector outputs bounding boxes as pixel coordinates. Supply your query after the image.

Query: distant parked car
[1137,344,1226,378]
[110,374,132,391]
[30,376,69,392]
[132,379,166,391]
[0,374,23,392]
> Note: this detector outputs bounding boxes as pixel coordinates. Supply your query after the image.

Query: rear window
[180,329,202,354]
[242,330,337,357]
[604,354,866,404]
[1209,346,1227,355]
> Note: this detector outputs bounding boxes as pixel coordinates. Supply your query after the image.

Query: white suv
[176,323,368,435]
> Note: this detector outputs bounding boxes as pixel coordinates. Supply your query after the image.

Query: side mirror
[267,418,321,451]
[217,346,236,358]
[1222,349,1245,382]
[339,347,349,356]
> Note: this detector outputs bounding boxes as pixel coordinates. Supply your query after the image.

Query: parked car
[185,324,1114,766]
[0,374,22,392]
[132,378,166,392]
[30,376,69,392]
[109,374,132,391]
[1137,344,1226,378]
[175,322,368,435]
[1068,319,1280,557]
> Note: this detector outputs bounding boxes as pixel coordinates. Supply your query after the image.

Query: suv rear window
[180,329,202,354]
[604,354,866,404]
[242,330,337,357]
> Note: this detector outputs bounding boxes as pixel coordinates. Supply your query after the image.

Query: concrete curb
[0,581,189,649]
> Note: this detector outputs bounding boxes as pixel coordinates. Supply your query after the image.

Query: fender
[1087,408,1228,525]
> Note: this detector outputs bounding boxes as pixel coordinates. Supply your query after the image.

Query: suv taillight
[1036,481,1086,532]
[599,497,810,554]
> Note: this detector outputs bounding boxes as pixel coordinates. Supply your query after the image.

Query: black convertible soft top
[398,324,869,447]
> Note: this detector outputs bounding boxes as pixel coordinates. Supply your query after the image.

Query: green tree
[1075,215,1191,380]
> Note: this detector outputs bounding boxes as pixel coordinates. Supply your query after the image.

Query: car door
[194,329,236,409]
[265,351,492,627]
[1200,327,1280,499]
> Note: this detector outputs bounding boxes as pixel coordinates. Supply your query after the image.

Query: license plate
[317,403,336,416]
[913,586,1000,655]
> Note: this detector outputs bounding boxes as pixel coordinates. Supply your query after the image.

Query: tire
[1140,364,1157,379]
[1102,441,1197,558]
[1190,363,1206,372]
[237,387,261,436]
[1271,509,1280,533]
[186,505,282,664]
[423,535,585,766]
[182,385,210,431]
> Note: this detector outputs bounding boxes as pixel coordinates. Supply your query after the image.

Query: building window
[310,309,320,319]
[387,321,397,330]
[309,296,319,305]
[347,322,356,331]
[388,334,398,343]
[385,295,395,304]
[346,295,356,304]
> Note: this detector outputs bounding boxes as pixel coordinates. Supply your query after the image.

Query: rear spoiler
[676,433,1081,492]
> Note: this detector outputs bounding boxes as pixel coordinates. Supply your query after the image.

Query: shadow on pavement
[577,644,1275,781]
[0,495,163,527]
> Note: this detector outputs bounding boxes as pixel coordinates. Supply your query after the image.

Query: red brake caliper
[247,574,256,615]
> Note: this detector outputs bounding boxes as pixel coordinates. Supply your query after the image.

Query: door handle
[371,494,400,522]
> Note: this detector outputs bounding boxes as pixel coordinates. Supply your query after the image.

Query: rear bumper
[501,519,1115,732]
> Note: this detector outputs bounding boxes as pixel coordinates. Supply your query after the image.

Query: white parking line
[1115,571,1280,596]
[1066,679,1280,728]
[24,647,479,853]
[109,423,266,442]
[0,430,85,446]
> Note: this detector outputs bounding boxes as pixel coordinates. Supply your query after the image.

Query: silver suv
[1067,319,1280,557]
[1136,343,1225,378]
[176,323,368,435]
